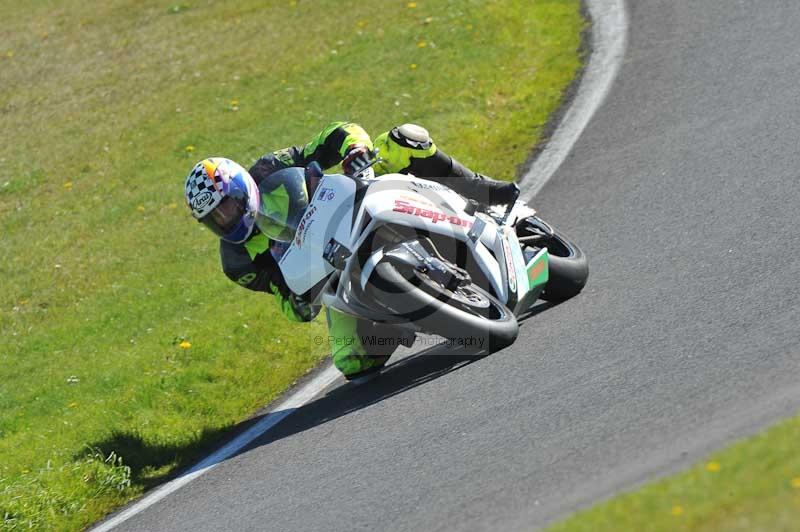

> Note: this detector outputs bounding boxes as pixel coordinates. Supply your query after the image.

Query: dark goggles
[199,194,247,238]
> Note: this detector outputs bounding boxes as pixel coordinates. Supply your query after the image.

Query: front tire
[519,217,589,301]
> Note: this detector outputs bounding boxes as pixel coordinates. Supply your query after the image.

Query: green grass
[0,0,584,529]
[547,414,800,532]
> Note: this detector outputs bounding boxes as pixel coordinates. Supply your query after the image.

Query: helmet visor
[200,194,247,238]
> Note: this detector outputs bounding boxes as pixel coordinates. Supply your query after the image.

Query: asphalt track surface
[108,1,800,530]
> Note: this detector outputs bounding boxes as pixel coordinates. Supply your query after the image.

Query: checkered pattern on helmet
[185,162,224,217]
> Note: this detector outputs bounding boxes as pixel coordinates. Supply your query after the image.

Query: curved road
[107,1,800,530]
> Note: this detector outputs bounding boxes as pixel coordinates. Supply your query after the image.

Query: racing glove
[269,282,322,322]
[288,294,322,322]
[342,144,375,177]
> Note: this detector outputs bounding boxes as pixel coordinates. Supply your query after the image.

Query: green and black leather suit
[220,122,513,377]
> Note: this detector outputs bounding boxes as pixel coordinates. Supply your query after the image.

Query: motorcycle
[271,163,588,352]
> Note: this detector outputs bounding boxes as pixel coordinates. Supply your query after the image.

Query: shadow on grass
[78,425,242,491]
[79,300,560,491]
[77,345,485,490]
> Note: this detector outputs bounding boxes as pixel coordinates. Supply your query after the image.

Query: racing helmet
[185,157,260,243]
[255,167,310,243]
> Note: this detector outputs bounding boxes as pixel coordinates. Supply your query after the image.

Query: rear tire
[367,261,519,353]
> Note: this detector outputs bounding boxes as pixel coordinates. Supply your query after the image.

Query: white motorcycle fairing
[278,174,357,294]
[278,173,549,322]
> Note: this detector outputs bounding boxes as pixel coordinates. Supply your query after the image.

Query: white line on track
[521,0,629,201]
[92,1,628,529]
[90,366,341,532]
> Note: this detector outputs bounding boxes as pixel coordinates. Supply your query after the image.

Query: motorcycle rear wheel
[367,260,519,353]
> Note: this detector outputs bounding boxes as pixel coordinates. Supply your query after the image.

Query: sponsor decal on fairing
[502,237,517,293]
[316,187,336,202]
[409,181,451,192]
[295,205,318,247]
[392,199,473,228]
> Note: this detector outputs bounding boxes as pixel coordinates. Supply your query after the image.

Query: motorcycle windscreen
[255,167,309,243]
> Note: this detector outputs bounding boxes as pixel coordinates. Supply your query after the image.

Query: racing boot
[443,154,520,208]
[327,308,391,380]
[472,176,520,210]
[339,354,392,382]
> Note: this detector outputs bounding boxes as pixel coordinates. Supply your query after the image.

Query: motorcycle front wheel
[518,217,589,302]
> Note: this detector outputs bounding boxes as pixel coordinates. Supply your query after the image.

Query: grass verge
[547,413,800,532]
[1,0,584,529]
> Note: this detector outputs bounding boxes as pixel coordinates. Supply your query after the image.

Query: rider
[184,122,518,380]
